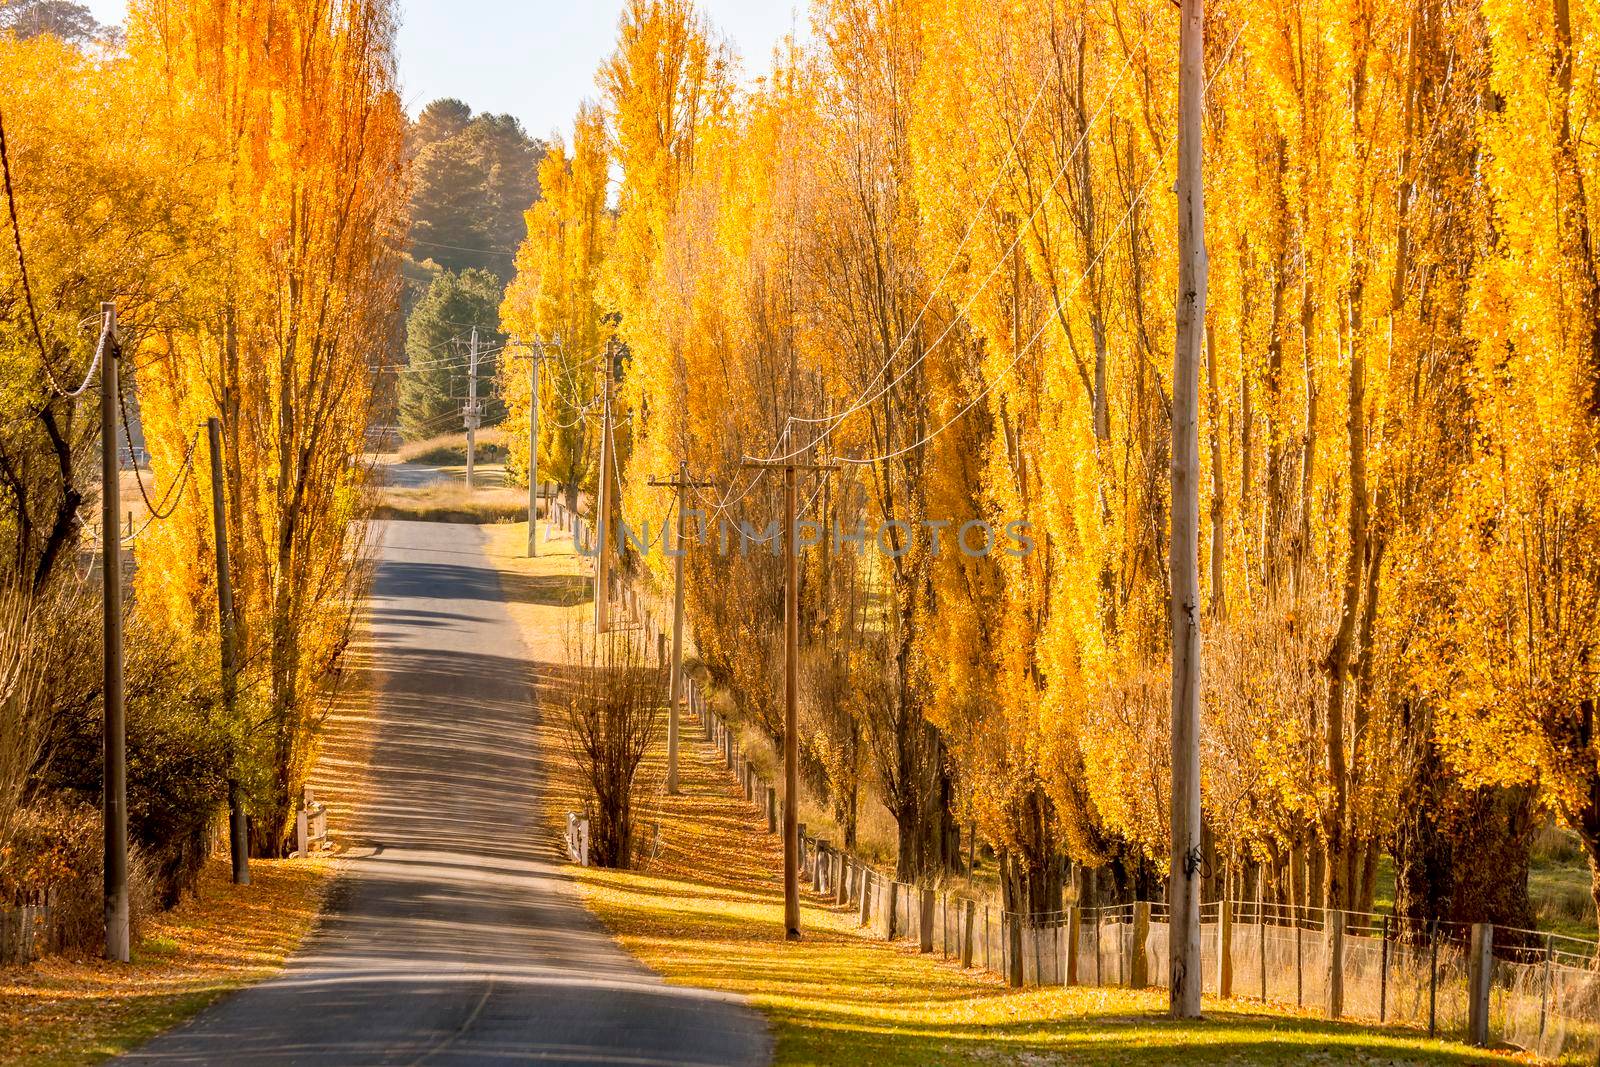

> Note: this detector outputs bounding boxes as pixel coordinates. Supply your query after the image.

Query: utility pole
[465,326,479,493]
[527,339,542,556]
[99,302,129,963]
[207,416,249,886]
[1169,0,1208,1021]
[594,342,614,633]
[743,457,837,941]
[649,461,715,794]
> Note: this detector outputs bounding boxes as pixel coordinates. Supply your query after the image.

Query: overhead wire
[116,370,200,522]
[698,61,1066,524]
[0,108,56,391]
[786,54,1061,430]
[755,47,1139,467]
[837,18,1251,469]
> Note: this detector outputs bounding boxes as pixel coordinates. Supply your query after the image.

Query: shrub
[0,797,156,954]
[42,633,227,908]
[561,627,664,868]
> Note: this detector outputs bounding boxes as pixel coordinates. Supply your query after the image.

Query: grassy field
[484,521,1515,1066]
[394,427,508,466]
[374,477,527,523]
[1528,831,1596,942]
[0,856,333,1067]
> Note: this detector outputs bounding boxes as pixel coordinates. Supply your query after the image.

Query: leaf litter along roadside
[0,618,379,1067]
[0,855,331,1067]
[484,520,1521,1067]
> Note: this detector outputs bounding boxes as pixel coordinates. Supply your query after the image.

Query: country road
[123,520,770,1066]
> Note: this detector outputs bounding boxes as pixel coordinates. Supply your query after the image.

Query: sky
[81,1,808,143]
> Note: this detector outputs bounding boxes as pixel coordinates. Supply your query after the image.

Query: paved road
[125,520,770,1066]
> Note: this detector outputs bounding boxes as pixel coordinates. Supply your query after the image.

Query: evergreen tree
[407,99,544,285]
[398,268,506,440]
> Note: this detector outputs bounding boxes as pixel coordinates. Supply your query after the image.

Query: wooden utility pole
[99,302,129,963]
[744,457,837,941]
[594,343,614,633]
[465,326,479,492]
[207,416,249,886]
[649,462,715,794]
[527,339,543,557]
[1169,0,1209,1021]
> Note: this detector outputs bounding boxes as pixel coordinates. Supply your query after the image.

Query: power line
[838,19,1250,470]
[0,107,64,394]
[116,368,200,522]
[787,58,1061,429]
[699,63,1067,522]
[757,48,1139,467]
[409,237,518,258]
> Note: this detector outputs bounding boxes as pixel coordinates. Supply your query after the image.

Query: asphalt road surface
[124,520,770,1066]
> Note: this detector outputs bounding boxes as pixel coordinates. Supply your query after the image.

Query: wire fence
[783,841,1600,1064]
[552,500,1600,1064]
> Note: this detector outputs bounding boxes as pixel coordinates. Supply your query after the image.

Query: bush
[562,627,665,869]
[42,636,227,908]
[0,797,156,954]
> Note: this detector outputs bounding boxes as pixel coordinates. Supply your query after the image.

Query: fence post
[886,880,899,940]
[962,898,976,968]
[1295,905,1304,1009]
[1540,933,1552,1041]
[1428,917,1439,1038]
[1217,897,1233,998]
[1379,915,1390,1023]
[1066,905,1081,985]
[1326,909,1345,1019]
[1007,911,1024,987]
[766,786,777,833]
[859,868,873,927]
[919,888,935,952]
[836,857,849,906]
[1130,901,1150,987]
[1259,897,1268,1002]
[1095,908,1103,985]
[1468,922,1493,1047]
[813,841,828,893]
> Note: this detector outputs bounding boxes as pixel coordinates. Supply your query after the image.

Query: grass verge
[0,856,332,1067]
[483,522,1516,1066]
[0,591,378,1067]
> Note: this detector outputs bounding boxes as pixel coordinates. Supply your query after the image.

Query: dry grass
[0,855,332,1067]
[482,527,1519,1066]
[394,427,507,466]
[374,482,526,524]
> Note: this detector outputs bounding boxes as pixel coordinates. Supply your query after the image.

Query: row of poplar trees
[502,0,1600,935]
[1,0,403,862]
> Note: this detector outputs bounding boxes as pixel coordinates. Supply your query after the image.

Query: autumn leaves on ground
[0,859,327,1067]
[486,522,1498,1066]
